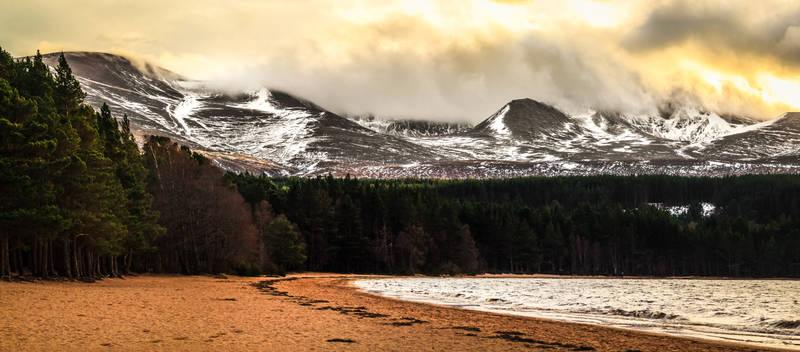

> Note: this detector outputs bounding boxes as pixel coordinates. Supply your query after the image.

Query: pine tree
[0,75,55,278]
[95,102,163,275]
[53,53,85,117]
[115,111,163,273]
[0,48,15,82]
[1,48,71,278]
[262,215,306,274]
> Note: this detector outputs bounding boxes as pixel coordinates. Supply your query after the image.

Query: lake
[355,277,800,350]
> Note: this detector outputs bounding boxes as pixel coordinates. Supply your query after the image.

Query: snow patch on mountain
[234,88,283,113]
[350,117,393,134]
[723,112,785,137]
[210,88,328,163]
[170,94,200,136]
[488,105,512,137]
[259,111,321,161]
[349,117,470,137]
[571,110,652,145]
[624,107,736,143]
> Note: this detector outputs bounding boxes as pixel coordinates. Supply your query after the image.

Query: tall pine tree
[53,53,85,117]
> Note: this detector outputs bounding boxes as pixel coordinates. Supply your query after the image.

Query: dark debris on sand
[252,278,596,351]
[489,331,596,351]
[327,338,357,343]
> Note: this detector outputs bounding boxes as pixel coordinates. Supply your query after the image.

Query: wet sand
[0,273,790,351]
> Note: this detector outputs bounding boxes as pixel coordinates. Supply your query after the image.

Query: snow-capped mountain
[350,117,471,137]
[42,52,439,175]
[42,52,800,177]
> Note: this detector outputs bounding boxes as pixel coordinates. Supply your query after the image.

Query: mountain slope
[43,52,440,173]
[42,52,800,177]
[703,113,800,161]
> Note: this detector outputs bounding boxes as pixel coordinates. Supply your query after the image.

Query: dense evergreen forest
[1,48,162,279]
[229,174,800,277]
[2,47,799,280]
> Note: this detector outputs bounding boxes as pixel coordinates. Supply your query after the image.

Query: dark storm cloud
[624,1,800,65]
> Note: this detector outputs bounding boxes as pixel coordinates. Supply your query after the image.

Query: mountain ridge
[39,51,800,177]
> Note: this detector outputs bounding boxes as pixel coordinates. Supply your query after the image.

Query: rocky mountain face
[42,52,800,178]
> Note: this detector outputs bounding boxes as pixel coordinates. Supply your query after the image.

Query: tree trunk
[82,247,88,278]
[192,239,201,274]
[1,235,9,279]
[124,251,133,274]
[49,240,56,277]
[62,239,73,279]
[74,240,81,278]
[86,250,92,278]
[32,240,39,277]
[509,247,514,273]
[80,246,86,278]
[90,251,94,277]
[112,256,118,277]
[74,234,88,278]
[181,252,191,275]
[14,249,22,276]
[41,240,49,279]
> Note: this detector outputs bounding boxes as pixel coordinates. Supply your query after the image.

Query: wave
[769,320,800,329]
[484,297,509,304]
[605,308,681,320]
[355,278,800,350]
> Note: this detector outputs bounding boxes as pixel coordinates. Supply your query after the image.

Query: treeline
[3,48,799,280]
[229,174,800,277]
[0,49,303,279]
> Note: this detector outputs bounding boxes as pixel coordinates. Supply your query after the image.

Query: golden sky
[1,0,798,121]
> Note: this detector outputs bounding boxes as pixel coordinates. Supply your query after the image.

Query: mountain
[42,52,800,177]
[702,113,800,162]
[350,117,471,137]
[473,98,572,138]
[42,52,439,175]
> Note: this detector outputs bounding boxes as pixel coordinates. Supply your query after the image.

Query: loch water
[356,278,800,349]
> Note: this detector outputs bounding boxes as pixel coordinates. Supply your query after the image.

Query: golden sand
[0,274,787,351]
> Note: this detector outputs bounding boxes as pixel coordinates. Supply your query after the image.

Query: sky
[1,0,799,122]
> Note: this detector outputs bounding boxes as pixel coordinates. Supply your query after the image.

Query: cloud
[778,26,800,53]
[619,0,800,117]
[623,1,800,66]
[197,5,657,121]
[0,0,798,122]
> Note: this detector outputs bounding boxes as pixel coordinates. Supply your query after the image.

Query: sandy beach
[0,273,790,351]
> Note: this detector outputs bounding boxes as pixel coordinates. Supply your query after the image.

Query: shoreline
[0,273,794,351]
[280,274,793,351]
[348,276,799,351]
[472,273,800,280]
